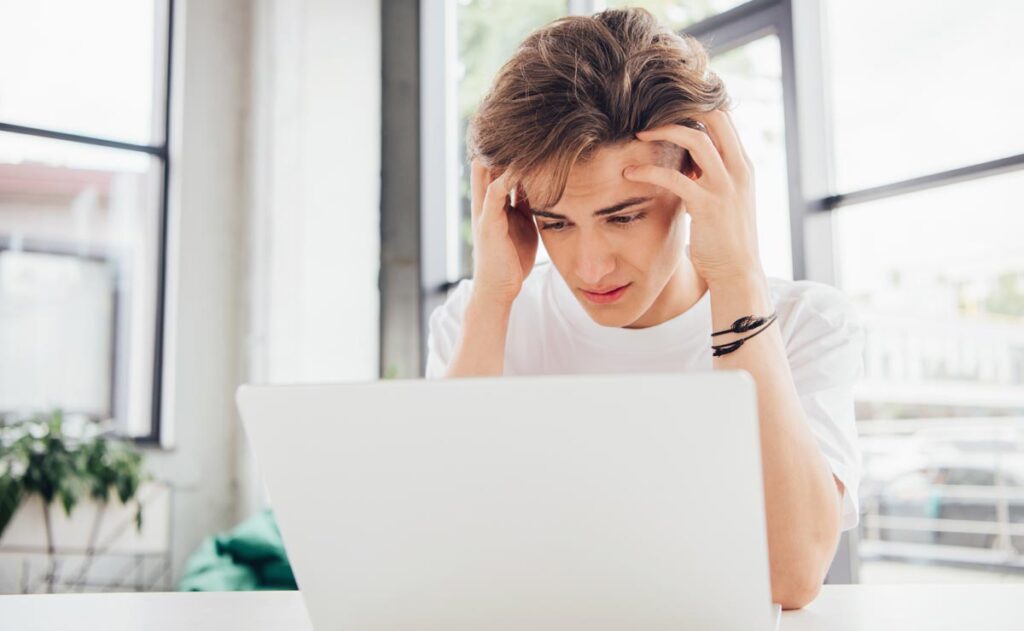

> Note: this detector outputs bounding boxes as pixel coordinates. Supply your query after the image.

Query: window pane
[711,35,792,280]
[0,132,163,436]
[0,251,115,416]
[826,0,1024,192]
[0,0,166,145]
[604,0,752,30]
[834,171,1024,581]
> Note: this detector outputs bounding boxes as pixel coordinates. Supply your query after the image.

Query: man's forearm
[708,271,842,610]
[446,295,512,377]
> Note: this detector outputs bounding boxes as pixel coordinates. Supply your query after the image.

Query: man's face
[524,141,688,328]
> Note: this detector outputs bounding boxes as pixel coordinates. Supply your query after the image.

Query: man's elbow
[774,574,822,610]
[771,550,830,610]
[776,489,843,609]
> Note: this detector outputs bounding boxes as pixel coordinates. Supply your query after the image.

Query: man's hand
[622,109,763,288]
[444,161,538,378]
[469,159,539,307]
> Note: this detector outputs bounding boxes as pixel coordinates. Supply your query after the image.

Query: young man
[426,8,863,610]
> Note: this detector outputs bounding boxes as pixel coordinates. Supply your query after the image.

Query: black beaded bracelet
[711,313,778,357]
[711,311,777,337]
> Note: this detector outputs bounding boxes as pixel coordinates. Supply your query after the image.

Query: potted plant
[0,409,148,592]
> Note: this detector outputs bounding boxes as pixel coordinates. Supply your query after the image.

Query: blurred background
[0,0,1022,593]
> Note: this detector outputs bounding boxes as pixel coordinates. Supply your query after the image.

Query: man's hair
[468,7,729,208]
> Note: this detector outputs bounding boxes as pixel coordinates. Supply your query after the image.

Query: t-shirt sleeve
[424,279,473,379]
[783,283,866,532]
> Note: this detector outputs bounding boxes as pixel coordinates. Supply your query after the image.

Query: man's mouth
[580,283,632,305]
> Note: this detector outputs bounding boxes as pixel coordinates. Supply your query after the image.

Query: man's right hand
[444,161,537,377]
[469,159,539,308]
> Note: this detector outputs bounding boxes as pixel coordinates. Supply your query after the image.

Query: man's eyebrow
[530,196,652,220]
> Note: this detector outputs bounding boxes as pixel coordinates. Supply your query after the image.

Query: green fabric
[178,509,297,591]
[260,559,297,586]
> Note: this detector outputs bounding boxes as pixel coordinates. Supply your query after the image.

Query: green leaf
[58,478,80,516]
[1,409,149,532]
[0,476,24,539]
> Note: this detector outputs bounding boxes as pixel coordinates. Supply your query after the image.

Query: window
[822,0,1024,582]
[825,0,1024,192]
[605,0,754,31]
[0,0,172,440]
[835,166,1024,582]
[711,35,792,280]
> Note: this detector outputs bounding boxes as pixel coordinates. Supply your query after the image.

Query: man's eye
[541,221,569,231]
[609,212,646,225]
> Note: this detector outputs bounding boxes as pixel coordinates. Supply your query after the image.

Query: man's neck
[626,257,708,329]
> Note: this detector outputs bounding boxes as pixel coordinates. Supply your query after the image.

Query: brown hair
[468,7,730,208]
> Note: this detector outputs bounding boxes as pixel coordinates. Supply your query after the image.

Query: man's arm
[445,296,512,377]
[443,162,538,379]
[710,271,843,610]
[624,111,847,610]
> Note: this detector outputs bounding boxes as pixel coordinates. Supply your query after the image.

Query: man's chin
[579,302,640,328]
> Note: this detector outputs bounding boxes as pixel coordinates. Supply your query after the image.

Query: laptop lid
[238,370,777,630]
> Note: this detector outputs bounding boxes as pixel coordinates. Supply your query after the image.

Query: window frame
[0,0,175,444]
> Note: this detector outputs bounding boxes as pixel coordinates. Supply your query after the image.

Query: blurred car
[863,461,1024,551]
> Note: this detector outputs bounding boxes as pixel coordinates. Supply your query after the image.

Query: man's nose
[574,233,616,285]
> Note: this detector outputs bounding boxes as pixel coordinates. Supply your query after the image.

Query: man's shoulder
[767,276,865,375]
[768,276,860,328]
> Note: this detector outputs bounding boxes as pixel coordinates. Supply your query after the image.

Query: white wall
[245,0,381,385]
[238,0,382,519]
[145,0,250,583]
[156,0,382,581]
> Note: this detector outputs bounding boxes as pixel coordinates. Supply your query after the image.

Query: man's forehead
[524,140,681,211]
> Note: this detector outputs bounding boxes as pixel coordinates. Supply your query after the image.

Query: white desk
[1,585,1022,630]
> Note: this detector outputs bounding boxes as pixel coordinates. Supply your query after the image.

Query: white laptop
[237,371,782,630]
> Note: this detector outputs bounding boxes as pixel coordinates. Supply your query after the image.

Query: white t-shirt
[426,261,865,532]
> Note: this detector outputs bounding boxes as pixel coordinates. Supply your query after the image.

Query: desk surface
[1,584,1022,630]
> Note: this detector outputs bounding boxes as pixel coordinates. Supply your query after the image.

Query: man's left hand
[623,109,764,287]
